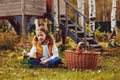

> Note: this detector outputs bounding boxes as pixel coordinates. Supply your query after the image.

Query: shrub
[86,24,90,34]
[94,27,107,42]
[106,28,120,48]
[14,33,33,52]
[116,29,120,42]
[0,29,19,50]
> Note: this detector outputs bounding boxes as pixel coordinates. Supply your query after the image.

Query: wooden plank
[0,0,20,3]
[0,5,21,10]
[25,10,45,14]
[0,11,45,17]
[0,0,45,4]
[0,1,21,16]
[0,8,21,17]
[25,6,45,12]
[0,2,20,7]
[0,8,21,13]
[0,0,46,17]
[25,0,46,13]
[25,8,44,16]
[0,0,46,6]
[25,0,44,5]
[25,5,46,13]
[25,11,44,16]
[0,11,21,17]
[25,4,44,10]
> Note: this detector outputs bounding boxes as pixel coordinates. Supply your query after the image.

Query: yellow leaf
[17,56,24,61]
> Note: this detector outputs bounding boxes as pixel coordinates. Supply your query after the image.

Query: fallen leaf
[0,71,3,74]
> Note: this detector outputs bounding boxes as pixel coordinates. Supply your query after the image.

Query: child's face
[36,31,46,43]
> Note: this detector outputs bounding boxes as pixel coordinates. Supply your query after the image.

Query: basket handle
[76,42,86,52]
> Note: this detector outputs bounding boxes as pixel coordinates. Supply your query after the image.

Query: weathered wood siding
[0,0,46,17]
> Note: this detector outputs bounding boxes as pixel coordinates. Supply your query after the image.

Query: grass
[0,48,120,80]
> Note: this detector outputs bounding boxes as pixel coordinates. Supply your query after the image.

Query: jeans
[28,57,61,68]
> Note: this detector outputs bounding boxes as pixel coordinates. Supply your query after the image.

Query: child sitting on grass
[22,26,62,68]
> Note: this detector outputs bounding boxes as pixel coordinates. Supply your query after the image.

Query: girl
[22,26,62,68]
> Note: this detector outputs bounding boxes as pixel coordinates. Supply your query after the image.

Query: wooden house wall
[24,0,46,16]
[0,0,46,17]
[0,0,21,17]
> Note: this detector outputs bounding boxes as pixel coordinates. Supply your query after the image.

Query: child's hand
[22,50,28,56]
[40,60,48,64]
[32,36,41,45]
[34,36,38,41]
[40,58,52,64]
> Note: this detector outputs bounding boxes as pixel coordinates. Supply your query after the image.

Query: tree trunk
[111,0,117,34]
[77,0,84,28]
[89,0,96,37]
[34,19,39,28]
[53,0,59,32]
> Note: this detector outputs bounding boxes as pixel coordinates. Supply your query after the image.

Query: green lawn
[0,49,120,80]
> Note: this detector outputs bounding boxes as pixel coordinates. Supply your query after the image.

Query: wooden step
[60,17,70,21]
[82,37,93,40]
[60,17,66,20]
[60,14,102,50]
[91,48,102,52]
[77,31,84,33]
[68,24,75,27]
[90,44,101,48]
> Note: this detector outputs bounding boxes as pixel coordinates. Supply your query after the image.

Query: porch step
[90,44,101,48]
[60,15,102,50]
[68,24,75,27]
[77,31,84,33]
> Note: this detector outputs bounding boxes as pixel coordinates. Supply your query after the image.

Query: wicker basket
[65,50,100,69]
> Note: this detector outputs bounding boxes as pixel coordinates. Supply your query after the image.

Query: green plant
[0,29,19,50]
[116,28,120,42]
[14,33,33,52]
[94,27,107,42]
[86,23,90,34]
